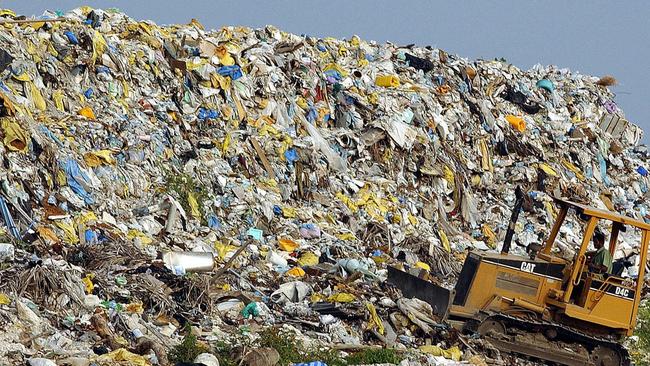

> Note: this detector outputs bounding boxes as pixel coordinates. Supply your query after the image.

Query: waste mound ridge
[0,6,647,366]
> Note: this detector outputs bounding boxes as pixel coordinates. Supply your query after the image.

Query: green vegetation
[346,348,401,365]
[257,328,345,366]
[257,328,401,366]
[168,328,209,364]
[204,328,404,366]
[631,301,650,366]
[212,340,239,366]
[164,169,209,224]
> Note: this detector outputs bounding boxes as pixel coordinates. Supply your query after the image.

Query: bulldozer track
[479,312,630,366]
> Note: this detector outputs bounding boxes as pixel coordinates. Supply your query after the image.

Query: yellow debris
[328,293,356,303]
[419,345,462,361]
[278,238,299,252]
[286,267,306,277]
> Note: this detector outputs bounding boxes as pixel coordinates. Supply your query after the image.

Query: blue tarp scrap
[63,159,94,205]
[0,196,20,239]
[63,30,79,44]
[217,65,243,80]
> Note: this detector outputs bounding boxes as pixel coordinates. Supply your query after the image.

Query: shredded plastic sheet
[1,118,29,152]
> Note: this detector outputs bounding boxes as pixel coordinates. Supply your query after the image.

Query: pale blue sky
[5,0,650,141]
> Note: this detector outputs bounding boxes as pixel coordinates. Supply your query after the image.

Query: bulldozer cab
[537,198,650,334]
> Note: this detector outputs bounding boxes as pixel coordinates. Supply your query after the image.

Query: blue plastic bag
[207,214,221,229]
[246,227,263,241]
[273,205,282,215]
[284,148,298,163]
[217,65,243,80]
[241,302,260,318]
[63,159,94,205]
[85,229,98,244]
[536,79,555,92]
[63,31,79,45]
[198,107,219,120]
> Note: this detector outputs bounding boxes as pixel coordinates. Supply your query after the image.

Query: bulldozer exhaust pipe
[501,186,525,255]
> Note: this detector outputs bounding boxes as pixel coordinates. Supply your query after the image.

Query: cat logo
[520,262,536,273]
[615,287,630,297]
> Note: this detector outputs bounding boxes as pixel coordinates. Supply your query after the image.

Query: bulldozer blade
[387,266,453,321]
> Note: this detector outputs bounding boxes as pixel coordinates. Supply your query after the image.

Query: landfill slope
[0,6,647,366]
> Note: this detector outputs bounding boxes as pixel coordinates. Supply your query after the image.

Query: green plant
[164,169,209,224]
[257,328,346,366]
[168,327,209,364]
[346,348,401,365]
[631,301,650,366]
[304,347,346,366]
[258,328,303,365]
[212,340,238,366]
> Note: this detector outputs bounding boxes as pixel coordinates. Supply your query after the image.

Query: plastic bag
[299,114,347,172]
[94,348,148,366]
[1,118,29,152]
[63,159,94,205]
[375,75,400,87]
[505,114,526,132]
[419,345,462,361]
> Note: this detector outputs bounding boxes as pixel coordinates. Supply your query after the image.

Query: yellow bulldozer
[389,188,648,366]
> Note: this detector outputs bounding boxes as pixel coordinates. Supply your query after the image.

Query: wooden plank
[249,137,276,179]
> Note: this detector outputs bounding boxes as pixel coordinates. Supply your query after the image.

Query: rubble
[0,5,647,366]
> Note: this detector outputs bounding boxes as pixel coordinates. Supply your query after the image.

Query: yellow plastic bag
[37,226,59,243]
[278,238,299,252]
[336,232,356,241]
[0,9,17,17]
[1,118,29,153]
[438,229,450,253]
[336,191,359,212]
[482,224,497,249]
[443,165,455,190]
[84,150,115,167]
[282,207,297,218]
[419,345,461,361]
[187,192,201,219]
[95,348,149,366]
[77,211,98,225]
[537,163,558,177]
[28,81,46,111]
[82,274,94,294]
[323,63,348,77]
[505,114,526,132]
[78,106,96,119]
[12,72,30,82]
[286,267,306,277]
[91,30,107,65]
[56,221,79,244]
[328,293,356,303]
[562,159,586,181]
[0,293,10,305]
[127,229,153,245]
[0,93,16,116]
[52,89,65,111]
[216,46,235,66]
[222,133,232,155]
[214,241,238,260]
[415,261,430,272]
[298,252,319,267]
[375,75,400,87]
[365,302,385,335]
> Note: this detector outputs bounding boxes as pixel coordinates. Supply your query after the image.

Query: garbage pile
[0,6,648,366]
